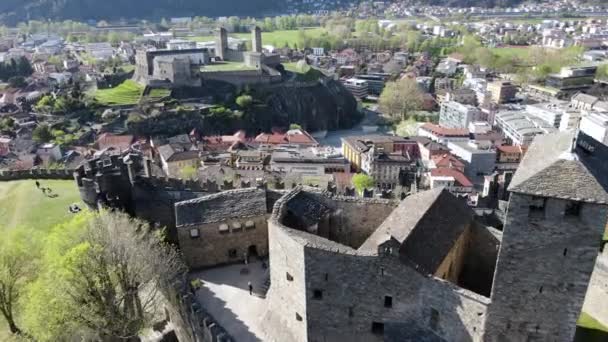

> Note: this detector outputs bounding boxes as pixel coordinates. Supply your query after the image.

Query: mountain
[1,0,525,25]
[0,0,283,25]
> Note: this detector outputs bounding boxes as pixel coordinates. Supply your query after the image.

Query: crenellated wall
[0,168,75,181]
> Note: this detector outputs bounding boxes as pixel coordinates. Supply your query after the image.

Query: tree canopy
[352,173,375,194]
[379,78,424,120]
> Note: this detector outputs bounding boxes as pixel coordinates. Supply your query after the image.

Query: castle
[75,130,608,341]
[134,26,281,87]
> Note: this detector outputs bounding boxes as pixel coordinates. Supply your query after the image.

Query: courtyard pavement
[190,260,270,342]
[582,253,608,328]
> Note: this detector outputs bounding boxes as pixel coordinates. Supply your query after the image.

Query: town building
[494,110,556,146]
[447,140,496,183]
[580,112,608,145]
[487,80,517,104]
[439,101,483,129]
[269,146,350,177]
[545,65,597,98]
[417,123,470,144]
[342,78,369,99]
[254,129,318,147]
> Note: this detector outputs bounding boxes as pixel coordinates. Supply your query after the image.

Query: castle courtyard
[190,260,270,342]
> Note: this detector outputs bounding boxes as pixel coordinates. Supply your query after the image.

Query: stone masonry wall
[484,193,608,341]
[178,215,268,269]
[262,219,308,342]
[0,168,74,181]
[303,246,488,342]
[316,194,396,249]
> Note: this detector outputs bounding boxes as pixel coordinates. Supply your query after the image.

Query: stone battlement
[0,168,75,181]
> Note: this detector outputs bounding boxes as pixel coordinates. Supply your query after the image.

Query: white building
[580,112,608,145]
[439,101,484,129]
[495,110,556,146]
[343,78,368,99]
[86,42,115,61]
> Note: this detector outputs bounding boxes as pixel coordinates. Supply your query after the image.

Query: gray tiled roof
[175,188,268,226]
[359,187,473,274]
[508,131,608,203]
[285,192,331,228]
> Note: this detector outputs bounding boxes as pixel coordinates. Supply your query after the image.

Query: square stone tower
[484,131,608,341]
[215,27,228,60]
[252,26,262,53]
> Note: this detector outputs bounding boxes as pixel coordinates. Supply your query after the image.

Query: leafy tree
[379,78,424,120]
[0,229,39,336]
[395,117,419,137]
[352,173,375,195]
[22,212,186,341]
[8,76,26,88]
[181,164,198,180]
[289,123,302,130]
[235,94,253,108]
[32,124,53,143]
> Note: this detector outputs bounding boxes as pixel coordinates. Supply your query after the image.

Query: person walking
[35,181,40,188]
[248,281,253,296]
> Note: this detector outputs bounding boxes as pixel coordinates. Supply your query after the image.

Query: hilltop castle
[134,26,281,87]
[75,130,608,341]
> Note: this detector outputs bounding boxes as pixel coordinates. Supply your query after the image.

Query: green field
[93,80,144,106]
[0,179,82,341]
[199,61,257,72]
[490,46,532,60]
[0,180,82,231]
[189,27,326,48]
[283,61,324,81]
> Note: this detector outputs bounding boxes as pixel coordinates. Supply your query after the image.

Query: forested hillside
[0,0,524,25]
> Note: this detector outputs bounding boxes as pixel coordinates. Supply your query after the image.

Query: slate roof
[359,187,473,274]
[175,188,268,226]
[508,131,608,203]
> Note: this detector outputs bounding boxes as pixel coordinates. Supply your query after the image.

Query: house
[94,133,134,152]
[36,143,62,165]
[0,136,11,156]
[254,129,318,147]
[157,144,200,178]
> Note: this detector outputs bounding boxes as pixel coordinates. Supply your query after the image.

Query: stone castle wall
[263,189,488,342]
[0,168,75,181]
[484,193,607,341]
[200,69,281,88]
[178,214,269,269]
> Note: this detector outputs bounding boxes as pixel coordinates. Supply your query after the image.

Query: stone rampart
[0,168,75,181]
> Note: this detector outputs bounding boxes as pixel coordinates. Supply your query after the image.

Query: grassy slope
[93,79,144,106]
[0,180,82,231]
[490,46,532,59]
[578,312,608,332]
[189,27,326,47]
[0,179,82,340]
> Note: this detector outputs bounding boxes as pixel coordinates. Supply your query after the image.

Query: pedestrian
[41,187,46,195]
[35,181,40,188]
[248,281,253,296]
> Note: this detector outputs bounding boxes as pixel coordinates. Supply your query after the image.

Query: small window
[539,286,543,293]
[228,249,237,258]
[563,248,568,256]
[384,296,393,308]
[295,313,302,321]
[245,220,255,229]
[313,289,323,300]
[529,196,546,219]
[348,306,354,317]
[371,322,384,335]
[286,272,293,281]
[324,273,329,281]
[189,228,199,238]
[380,267,385,276]
[430,308,440,331]
[232,222,242,232]
[218,223,229,234]
[565,201,581,217]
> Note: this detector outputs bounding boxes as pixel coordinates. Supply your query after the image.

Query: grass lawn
[146,88,172,101]
[283,61,325,81]
[200,61,257,72]
[93,79,144,106]
[0,179,82,231]
[0,179,82,340]
[490,46,532,60]
[578,312,608,332]
[189,27,326,48]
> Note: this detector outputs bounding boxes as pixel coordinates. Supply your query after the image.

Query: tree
[352,173,375,195]
[289,123,302,130]
[32,124,53,143]
[0,229,38,336]
[379,78,424,120]
[8,76,26,88]
[235,94,253,109]
[22,212,186,341]
[395,117,419,137]
[181,164,198,180]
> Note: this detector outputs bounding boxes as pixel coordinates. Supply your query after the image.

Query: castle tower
[215,27,228,60]
[252,25,262,53]
[484,131,608,341]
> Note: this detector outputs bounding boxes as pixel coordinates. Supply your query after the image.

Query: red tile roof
[421,123,469,137]
[431,153,465,171]
[497,145,527,154]
[254,129,317,146]
[431,168,473,187]
[95,133,134,152]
